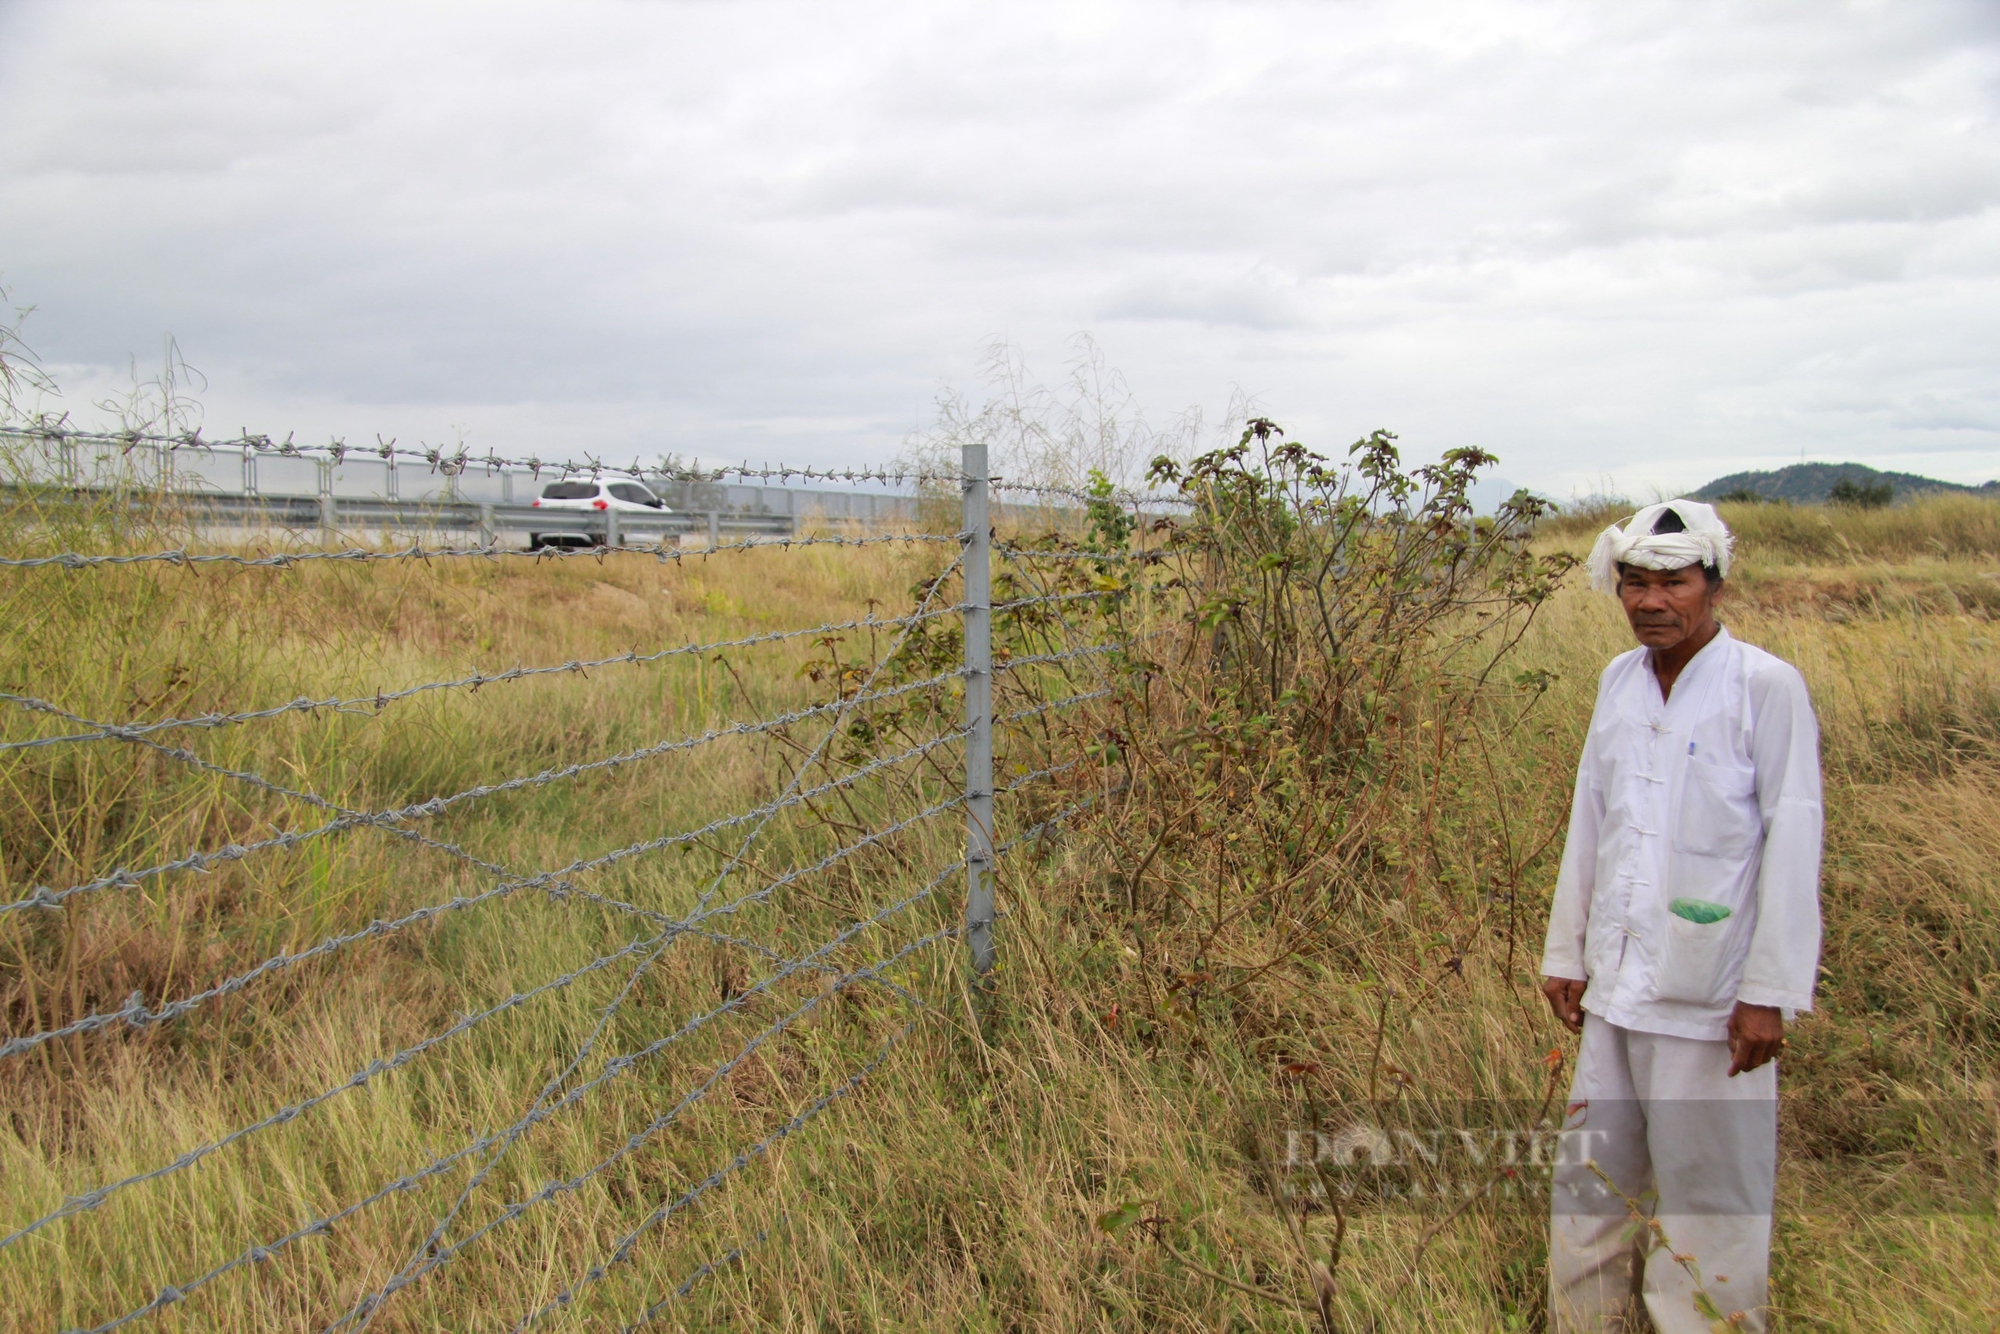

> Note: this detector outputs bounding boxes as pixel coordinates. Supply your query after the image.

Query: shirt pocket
[1652,911,1738,1006]
[1675,759,1760,860]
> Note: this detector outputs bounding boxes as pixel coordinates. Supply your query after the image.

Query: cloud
[0,0,1996,494]
[1096,267,1309,330]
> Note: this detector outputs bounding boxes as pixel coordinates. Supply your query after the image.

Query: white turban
[1586,499,1733,595]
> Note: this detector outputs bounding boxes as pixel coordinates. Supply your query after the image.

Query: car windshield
[608,483,662,507]
[540,482,599,500]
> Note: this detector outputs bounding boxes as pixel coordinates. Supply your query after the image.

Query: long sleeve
[1541,717,1605,981]
[1735,663,1823,1011]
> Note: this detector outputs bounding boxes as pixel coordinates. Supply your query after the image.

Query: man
[1540,499,1822,1333]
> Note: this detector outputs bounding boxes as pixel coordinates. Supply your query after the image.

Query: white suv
[528,479,669,548]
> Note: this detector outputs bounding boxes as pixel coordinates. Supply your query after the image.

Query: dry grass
[0,493,1995,1331]
[1539,493,2000,565]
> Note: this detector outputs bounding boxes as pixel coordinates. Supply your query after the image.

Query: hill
[1691,460,1999,505]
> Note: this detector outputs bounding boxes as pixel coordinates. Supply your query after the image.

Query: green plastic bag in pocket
[1668,897,1732,925]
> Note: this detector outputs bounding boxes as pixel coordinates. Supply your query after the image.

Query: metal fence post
[604,503,620,550]
[707,510,721,549]
[319,461,337,544]
[962,442,995,979]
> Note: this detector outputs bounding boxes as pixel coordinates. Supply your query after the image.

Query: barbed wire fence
[0,420,1184,498]
[0,438,1162,1330]
[0,419,1182,561]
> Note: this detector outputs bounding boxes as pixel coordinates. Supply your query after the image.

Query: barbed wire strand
[0,548,961,1237]
[984,478,1186,507]
[995,643,1122,673]
[62,927,938,1334]
[622,1224,776,1332]
[982,547,1132,827]
[4,421,1212,528]
[615,789,1111,1334]
[42,720,701,933]
[995,543,1155,563]
[1,926,662,1249]
[997,687,1111,728]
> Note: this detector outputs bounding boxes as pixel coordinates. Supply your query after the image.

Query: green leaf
[1095,1199,1150,1236]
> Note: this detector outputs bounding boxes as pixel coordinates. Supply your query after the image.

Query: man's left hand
[1727,1002,1785,1076]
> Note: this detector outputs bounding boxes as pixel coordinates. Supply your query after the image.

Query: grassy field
[1,487,1996,1331]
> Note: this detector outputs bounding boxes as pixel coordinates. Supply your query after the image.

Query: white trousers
[1548,1016,1778,1334]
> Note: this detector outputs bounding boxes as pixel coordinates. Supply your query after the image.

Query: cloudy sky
[1,0,1996,497]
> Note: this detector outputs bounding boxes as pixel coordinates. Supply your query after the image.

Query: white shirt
[1540,626,1823,1042]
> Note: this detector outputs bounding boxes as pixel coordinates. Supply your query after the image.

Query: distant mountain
[1690,462,1999,505]
[1467,474,1526,516]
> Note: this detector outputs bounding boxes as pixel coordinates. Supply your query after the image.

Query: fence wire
[5,421,1191,501]
[986,478,1185,510]
[0,453,1127,1333]
[995,542,1152,562]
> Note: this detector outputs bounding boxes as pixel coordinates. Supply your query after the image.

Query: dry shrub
[1048,422,1569,1060]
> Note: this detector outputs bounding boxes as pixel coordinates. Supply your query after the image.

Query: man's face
[1617,564,1720,650]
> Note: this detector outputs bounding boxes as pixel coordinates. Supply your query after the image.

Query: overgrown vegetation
[1,409,1995,1330]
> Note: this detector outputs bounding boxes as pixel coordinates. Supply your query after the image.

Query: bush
[1042,422,1575,1062]
[1829,477,1893,509]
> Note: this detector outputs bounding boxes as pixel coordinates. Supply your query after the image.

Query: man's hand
[1541,976,1587,1034]
[1727,1002,1785,1076]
